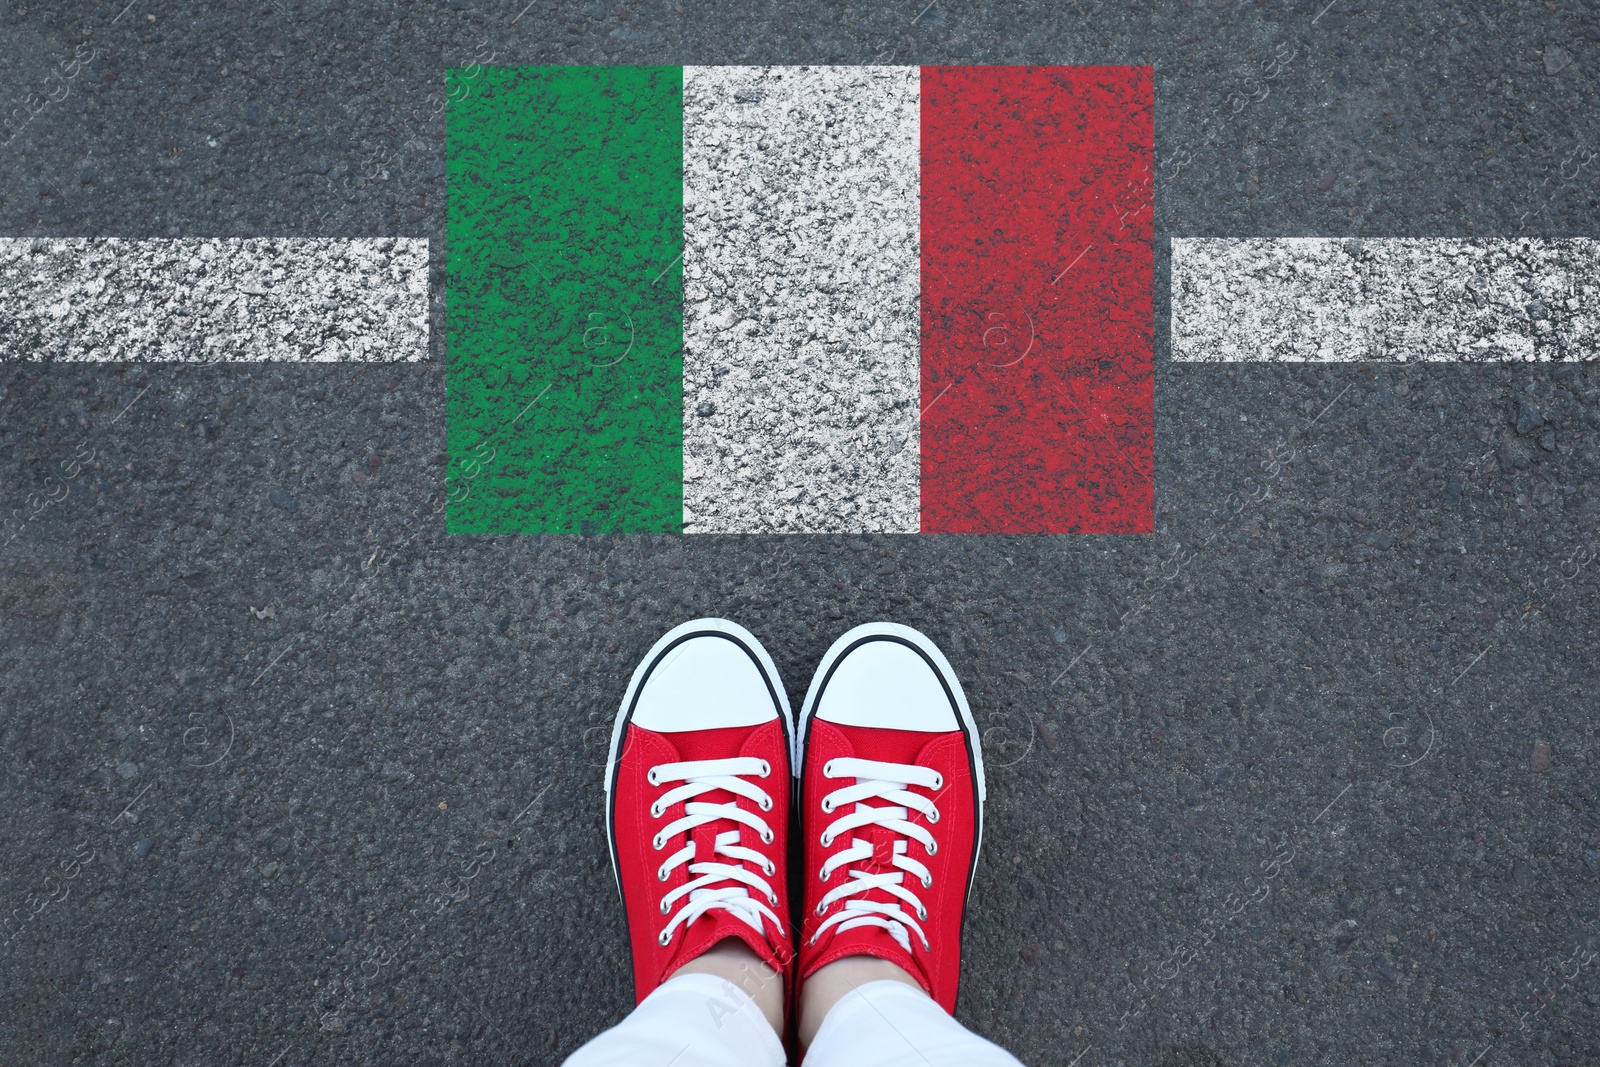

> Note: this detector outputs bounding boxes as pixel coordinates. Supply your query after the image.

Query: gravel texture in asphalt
[1,1,1599,1065]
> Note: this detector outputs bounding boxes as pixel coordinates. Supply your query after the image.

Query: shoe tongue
[689,822,724,871]
[655,724,765,873]
[803,724,946,994]
[829,723,938,886]
[854,822,901,876]
[870,835,898,866]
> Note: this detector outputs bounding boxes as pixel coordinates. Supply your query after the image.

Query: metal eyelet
[918,907,928,921]
[815,902,826,916]
[819,832,832,848]
[658,930,671,946]
[922,875,933,889]
[821,798,834,813]
[658,866,669,882]
[647,768,662,786]
[660,900,670,915]
[650,801,665,818]
[758,760,771,778]
[819,868,829,882]
[926,840,937,856]
[652,835,666,850]
[761,828,774,844]
[758,795,772,812]
[930,773,943,790]
[823,760,837,778]
[927,808,940,824]
[768,891,778,905]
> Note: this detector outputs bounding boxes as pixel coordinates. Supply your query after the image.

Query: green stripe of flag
[446,65,684,534]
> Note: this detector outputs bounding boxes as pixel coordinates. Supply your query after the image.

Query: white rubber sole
[796,621,986,886]
[603,617,794,902]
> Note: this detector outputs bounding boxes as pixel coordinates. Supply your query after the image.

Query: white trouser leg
[805,980,1028,1067]
[562,973,787,1067]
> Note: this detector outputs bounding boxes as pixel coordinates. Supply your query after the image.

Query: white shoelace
[649,756,783,947]
[811,756,944,956]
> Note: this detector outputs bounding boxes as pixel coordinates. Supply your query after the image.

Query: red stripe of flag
[919,66,1154,534]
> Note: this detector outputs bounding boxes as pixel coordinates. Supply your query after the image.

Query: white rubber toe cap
[812,630,960,733]
[629,623,782,733]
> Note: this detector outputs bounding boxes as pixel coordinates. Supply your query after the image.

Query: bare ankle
[669,939,785,1036]
[797,954,926,1049]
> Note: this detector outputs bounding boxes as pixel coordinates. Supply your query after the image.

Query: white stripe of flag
[682,66,922,533]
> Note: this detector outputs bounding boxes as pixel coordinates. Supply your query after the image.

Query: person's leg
[797,955,919,1046]
[673,938,784,1033]
[794,622,1029,1066]
[566,619,796,1065]
[563,966,783,1067]
[805,975,1027,1067]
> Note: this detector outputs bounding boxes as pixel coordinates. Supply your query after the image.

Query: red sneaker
[604,618,795,1003]
[796,622,986,1014]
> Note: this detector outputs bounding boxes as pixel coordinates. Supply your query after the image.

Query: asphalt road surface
[2,1,1599,1065]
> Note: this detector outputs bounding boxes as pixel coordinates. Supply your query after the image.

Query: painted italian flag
[447,65,1152,535]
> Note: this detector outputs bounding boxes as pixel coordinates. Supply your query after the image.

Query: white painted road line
[681,66,922,533]
[1172,238,1600,362]
[0,238,429,361]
